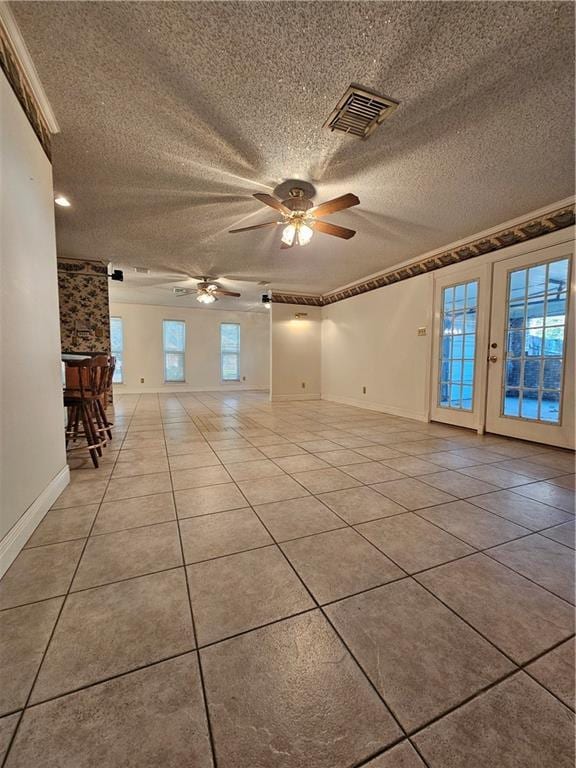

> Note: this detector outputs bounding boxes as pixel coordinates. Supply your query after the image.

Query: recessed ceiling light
[55,196,71,207]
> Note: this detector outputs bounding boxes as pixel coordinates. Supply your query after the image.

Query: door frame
[485,241,574,448]
[430,264,491,430]
[428,226,575,437]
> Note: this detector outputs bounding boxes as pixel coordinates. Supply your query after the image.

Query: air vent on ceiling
[324,85,399,139]
[133,267,150,274]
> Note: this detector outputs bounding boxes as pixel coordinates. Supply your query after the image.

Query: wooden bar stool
[64,357,107,468]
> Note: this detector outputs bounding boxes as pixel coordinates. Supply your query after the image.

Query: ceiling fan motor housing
[283,188,313,212]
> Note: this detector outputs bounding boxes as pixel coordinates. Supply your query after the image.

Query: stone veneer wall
[57,258,111,354]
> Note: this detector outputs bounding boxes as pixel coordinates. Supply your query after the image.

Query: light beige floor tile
[0,540,84,610]
[356,513,474,573]
[93,493,176,534]
[187,546,314,645]
[237,475,309,505]
[104,473,171,502]
[180,508,272,563]
[254,496,344,541]
[0,598,63,715]
[413,673,574,768]
[72,522,182,590]
[487,534,575,604]
[417,554,574,663]
[30,569,194,704]
[282,528,403,603]
[7,655,212,768]
[318,486,407,524]
[327,580,513,730]
[25,505,98,548]
[201,612,401,767]
[175,483,247,518]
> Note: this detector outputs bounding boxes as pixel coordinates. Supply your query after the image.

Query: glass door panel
[431,266,489,430]
[486,243,574,448]
[438,280,478,412]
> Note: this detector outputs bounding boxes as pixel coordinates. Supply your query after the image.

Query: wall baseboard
[321,393,429,422]
[114,385,269,395]
[270,393,321,402]
[0,464,70,579]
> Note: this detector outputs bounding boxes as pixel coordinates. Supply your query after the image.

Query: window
[502,257,569,423]
[163,320,186,382]
[220,323,240,381]
[110,317,124,384]
[438,280,478,411]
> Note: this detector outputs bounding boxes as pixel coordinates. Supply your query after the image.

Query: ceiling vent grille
[324,85,399,139]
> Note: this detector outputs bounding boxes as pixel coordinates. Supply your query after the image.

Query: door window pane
[110,317,124,384]
[163,320,185,382]
[501,257,569,424]
[438,279,479,411]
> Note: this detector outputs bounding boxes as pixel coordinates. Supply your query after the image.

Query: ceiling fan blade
[311,219,356,240]
[213,290,241,297]
[310,193,360,217]
[229,220,280,233]
[253,193,291,215]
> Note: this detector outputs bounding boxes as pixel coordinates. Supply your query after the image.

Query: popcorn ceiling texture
[11,1,575,295]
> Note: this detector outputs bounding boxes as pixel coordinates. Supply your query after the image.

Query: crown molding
[0,2,59,132]
[271,200,575,306]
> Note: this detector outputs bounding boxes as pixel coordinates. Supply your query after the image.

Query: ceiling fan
[229,188,360,248]
[173,278,241,304]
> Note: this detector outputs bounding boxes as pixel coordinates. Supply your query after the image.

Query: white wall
[321,275,433,420]
[0,71,68,575]
[110,302,270,393]
[271,303,322,401]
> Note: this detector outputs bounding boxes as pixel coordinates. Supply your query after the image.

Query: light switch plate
[417,327,427,336]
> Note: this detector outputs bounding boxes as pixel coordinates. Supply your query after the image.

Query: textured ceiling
[11,1,575,295]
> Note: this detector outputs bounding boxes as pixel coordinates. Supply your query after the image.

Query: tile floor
[0,391,574,767]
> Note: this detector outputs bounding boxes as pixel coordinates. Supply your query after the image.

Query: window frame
[162,319,186,383]
[220,322,241,383]
[110,316,124,384]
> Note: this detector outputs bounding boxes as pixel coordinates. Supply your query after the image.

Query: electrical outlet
[140,378,144,384]
[417,327,427,336]
[362,386,366,394]
[301,382,306,389]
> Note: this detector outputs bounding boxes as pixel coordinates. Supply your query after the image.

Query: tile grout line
[161,394,220,768]
[0,399,134,768]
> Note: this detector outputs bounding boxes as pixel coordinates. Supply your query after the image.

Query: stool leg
[80,402,99,468]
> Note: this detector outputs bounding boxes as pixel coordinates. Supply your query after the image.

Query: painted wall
[0,71,68,571]
[271,303,322,400]
[109,302,270,393]
[321,275,433,420]
[57,259,111,354]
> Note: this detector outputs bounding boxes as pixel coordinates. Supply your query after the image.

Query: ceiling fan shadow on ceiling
[173,277,241,304]
[229,187,360,249]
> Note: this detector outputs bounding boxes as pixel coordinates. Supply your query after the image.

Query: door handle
[488,355,498,363]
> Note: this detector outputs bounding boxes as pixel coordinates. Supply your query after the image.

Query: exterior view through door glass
[503,258,569,423]
[486,243,574,448]
[439,280,478,411]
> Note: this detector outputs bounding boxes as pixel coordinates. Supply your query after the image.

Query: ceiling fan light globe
[281,223,296,246]
[297,223,314,246]
[196,292,216,304]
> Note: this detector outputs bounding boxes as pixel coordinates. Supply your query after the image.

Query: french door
[430,266,490,430]
[485,242,574,448]
[431,241,574,449]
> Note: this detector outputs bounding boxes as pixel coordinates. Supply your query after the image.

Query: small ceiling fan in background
[173,277,241,304]
[229,188,360,248]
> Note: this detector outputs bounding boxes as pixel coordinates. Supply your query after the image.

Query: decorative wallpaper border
[272,204,575,306]
[57,259,108,277]
[0,18,52,160]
